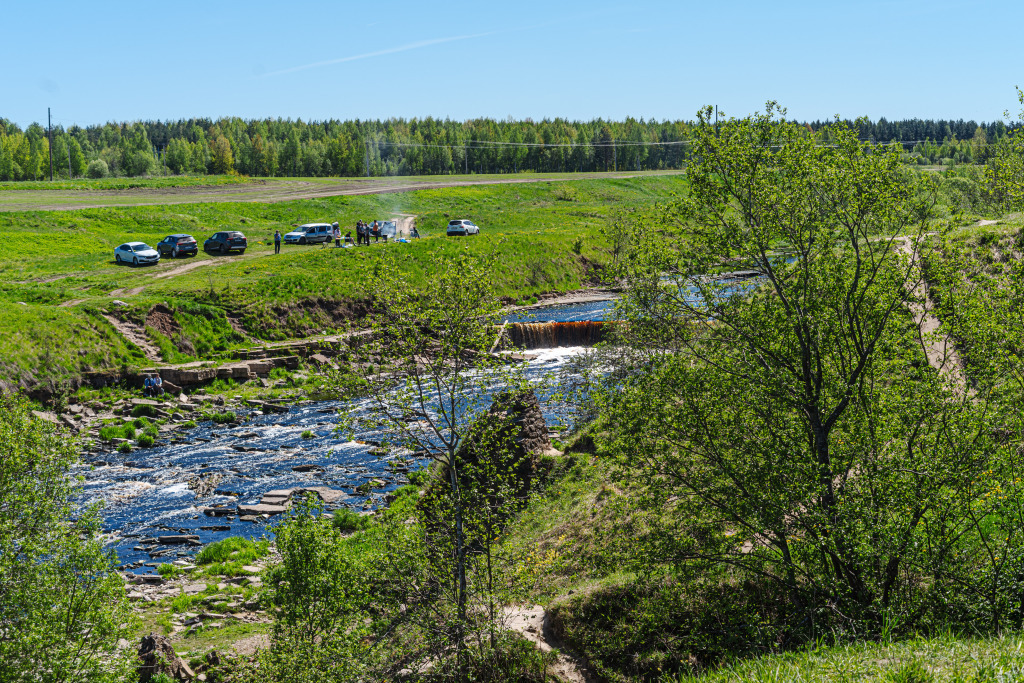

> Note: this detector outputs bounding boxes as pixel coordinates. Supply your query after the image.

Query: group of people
[330,222,354,248]
[142,374,164,397]
[270,219,420,253]
[356,220,384,245]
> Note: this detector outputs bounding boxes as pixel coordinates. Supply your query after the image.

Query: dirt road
[896,236,968,391]
[0,171,683,212]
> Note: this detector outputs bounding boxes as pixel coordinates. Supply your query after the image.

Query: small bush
[132,417,150,429]
[86,159,108,179]
[301,430,314,439]
[118,442,132,453]
[572,236,584,255]
[207,411,236,425]
[132,404,157,418]
[181,420,198,429]
[331,508,371,533]
[136,434,155,448]
[98,425,121,442]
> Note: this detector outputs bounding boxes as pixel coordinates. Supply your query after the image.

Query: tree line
[0,114,1021,181]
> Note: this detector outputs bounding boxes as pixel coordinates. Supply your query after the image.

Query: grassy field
[0,170,685,211]
[0,174,685,389]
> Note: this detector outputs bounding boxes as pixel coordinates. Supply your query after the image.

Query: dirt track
[0,171,683,212]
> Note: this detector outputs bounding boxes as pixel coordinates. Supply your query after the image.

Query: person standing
[372,220,380,243]
[274,230,281,254]
[143,375,153,397]
[333,222,341,248]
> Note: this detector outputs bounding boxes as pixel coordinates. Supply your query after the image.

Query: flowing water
[77,343,603,571]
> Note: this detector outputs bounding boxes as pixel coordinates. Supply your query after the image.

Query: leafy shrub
[132,417,150,429]
[391,484,418,499]
[300,429,315,439]
[0,394,134,679]
[136,434,154,448]
[407,469,429,487]
[331,508,371,533]
[572,236,584,255]
[181,420,198,429]
[117,442,132,454]
[86,159,108,178]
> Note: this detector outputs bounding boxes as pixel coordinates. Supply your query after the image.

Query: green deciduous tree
[334,252,537,672]
[210,134,234,175]
[606,103,1012,636]
[0,394,134,682]
[264,499,373,683]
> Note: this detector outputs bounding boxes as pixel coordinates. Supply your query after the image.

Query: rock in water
[137,633,195,682]
[188,473,223,498]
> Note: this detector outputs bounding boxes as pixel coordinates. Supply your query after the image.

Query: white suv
[446,219,480,236]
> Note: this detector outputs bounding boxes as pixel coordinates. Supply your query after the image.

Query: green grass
[99,423,136,441]
[194,537,269,577]
[670,633,1024,682]
[0,174,252,192]
[0,174,684,388]
[200,410,236,425]
[331,508,371,533]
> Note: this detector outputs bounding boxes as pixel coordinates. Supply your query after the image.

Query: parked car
[156,234,198,258]
[284,223,332,245]
[114,242,160,266]
[446,219,480,236]
[204,231,247,255]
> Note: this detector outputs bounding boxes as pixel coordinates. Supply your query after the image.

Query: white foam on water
[157,482,192,497]
[149,505,201,523]
[528,346,592,365]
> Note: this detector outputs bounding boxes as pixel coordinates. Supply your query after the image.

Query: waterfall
[506,321,608,349]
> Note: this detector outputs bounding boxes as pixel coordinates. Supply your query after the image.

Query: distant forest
[0,115,1021,181]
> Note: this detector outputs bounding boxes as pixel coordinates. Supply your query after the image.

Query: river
[77,299,617,570]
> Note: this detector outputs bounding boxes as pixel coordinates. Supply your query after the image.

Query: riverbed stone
[237,503,289,516]
[157,535,200,545]
[137,634,195,682]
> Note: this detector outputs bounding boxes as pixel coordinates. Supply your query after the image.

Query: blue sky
[2,0,1020,129]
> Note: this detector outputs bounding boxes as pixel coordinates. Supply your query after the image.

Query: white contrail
[263,33,491,77]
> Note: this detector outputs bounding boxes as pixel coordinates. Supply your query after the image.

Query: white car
[284,223,333,245]
[446,219,480,236]
[114,242,160,266]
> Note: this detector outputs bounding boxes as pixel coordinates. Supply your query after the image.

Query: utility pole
[364,139,370,177]
[613,140,617,172]
[47,108,53,181]
[67,141,72,179]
